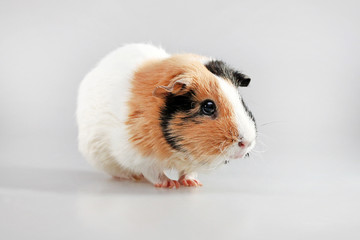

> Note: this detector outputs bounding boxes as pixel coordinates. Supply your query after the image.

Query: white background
[1,0,359,239]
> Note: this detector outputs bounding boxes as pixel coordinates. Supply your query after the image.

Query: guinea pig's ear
[153,78,191,98]
[233,71,251,87]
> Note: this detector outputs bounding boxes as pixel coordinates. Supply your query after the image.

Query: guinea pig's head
[153,56,256,168]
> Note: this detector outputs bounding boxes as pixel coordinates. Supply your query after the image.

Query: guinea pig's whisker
[218,140,233,159]
[256,132,273,141]
[255,139,269,150]
[218,140,227,152]
[259,120,284,127]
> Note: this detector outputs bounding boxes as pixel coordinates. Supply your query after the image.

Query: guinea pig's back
[76,44,169,166]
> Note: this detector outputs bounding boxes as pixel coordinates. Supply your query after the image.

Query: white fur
[77,43,169,183]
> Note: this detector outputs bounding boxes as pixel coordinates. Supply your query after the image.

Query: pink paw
[154,179,180,189]
[180,178,202,187]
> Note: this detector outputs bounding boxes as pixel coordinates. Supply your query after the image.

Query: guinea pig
[77,43,256,188]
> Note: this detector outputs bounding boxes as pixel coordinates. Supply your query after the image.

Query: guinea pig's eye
[201,100,216,116]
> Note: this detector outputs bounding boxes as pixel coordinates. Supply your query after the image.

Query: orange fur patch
[126,54,238,169]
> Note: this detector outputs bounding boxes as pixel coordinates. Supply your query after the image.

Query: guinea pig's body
[77,43,256,188]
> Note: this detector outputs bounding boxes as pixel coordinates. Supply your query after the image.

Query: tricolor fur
[77,43,256,186]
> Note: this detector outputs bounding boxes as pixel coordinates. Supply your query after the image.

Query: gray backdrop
[1,0,359,172]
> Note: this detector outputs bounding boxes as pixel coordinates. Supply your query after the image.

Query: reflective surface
[1,152,360,240]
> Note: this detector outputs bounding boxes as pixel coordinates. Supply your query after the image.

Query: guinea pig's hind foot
[154,178,180,189]
[179,172,203,187]
[154,175,180,189]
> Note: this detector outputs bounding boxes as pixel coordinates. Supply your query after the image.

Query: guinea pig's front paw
[154,178,180,189]
[179,175,203,187]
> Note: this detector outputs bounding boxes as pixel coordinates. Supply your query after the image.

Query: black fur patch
[205,60,251,87]
[181,112,200,121]
[160,91,196,151]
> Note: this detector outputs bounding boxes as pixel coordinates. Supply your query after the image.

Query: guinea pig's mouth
[229,152,244,159]
[225,140,255,160]
[224,153,250,164]
[228,150,251,159]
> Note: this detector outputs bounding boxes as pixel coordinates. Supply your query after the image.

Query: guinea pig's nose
[238,141,249,148]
